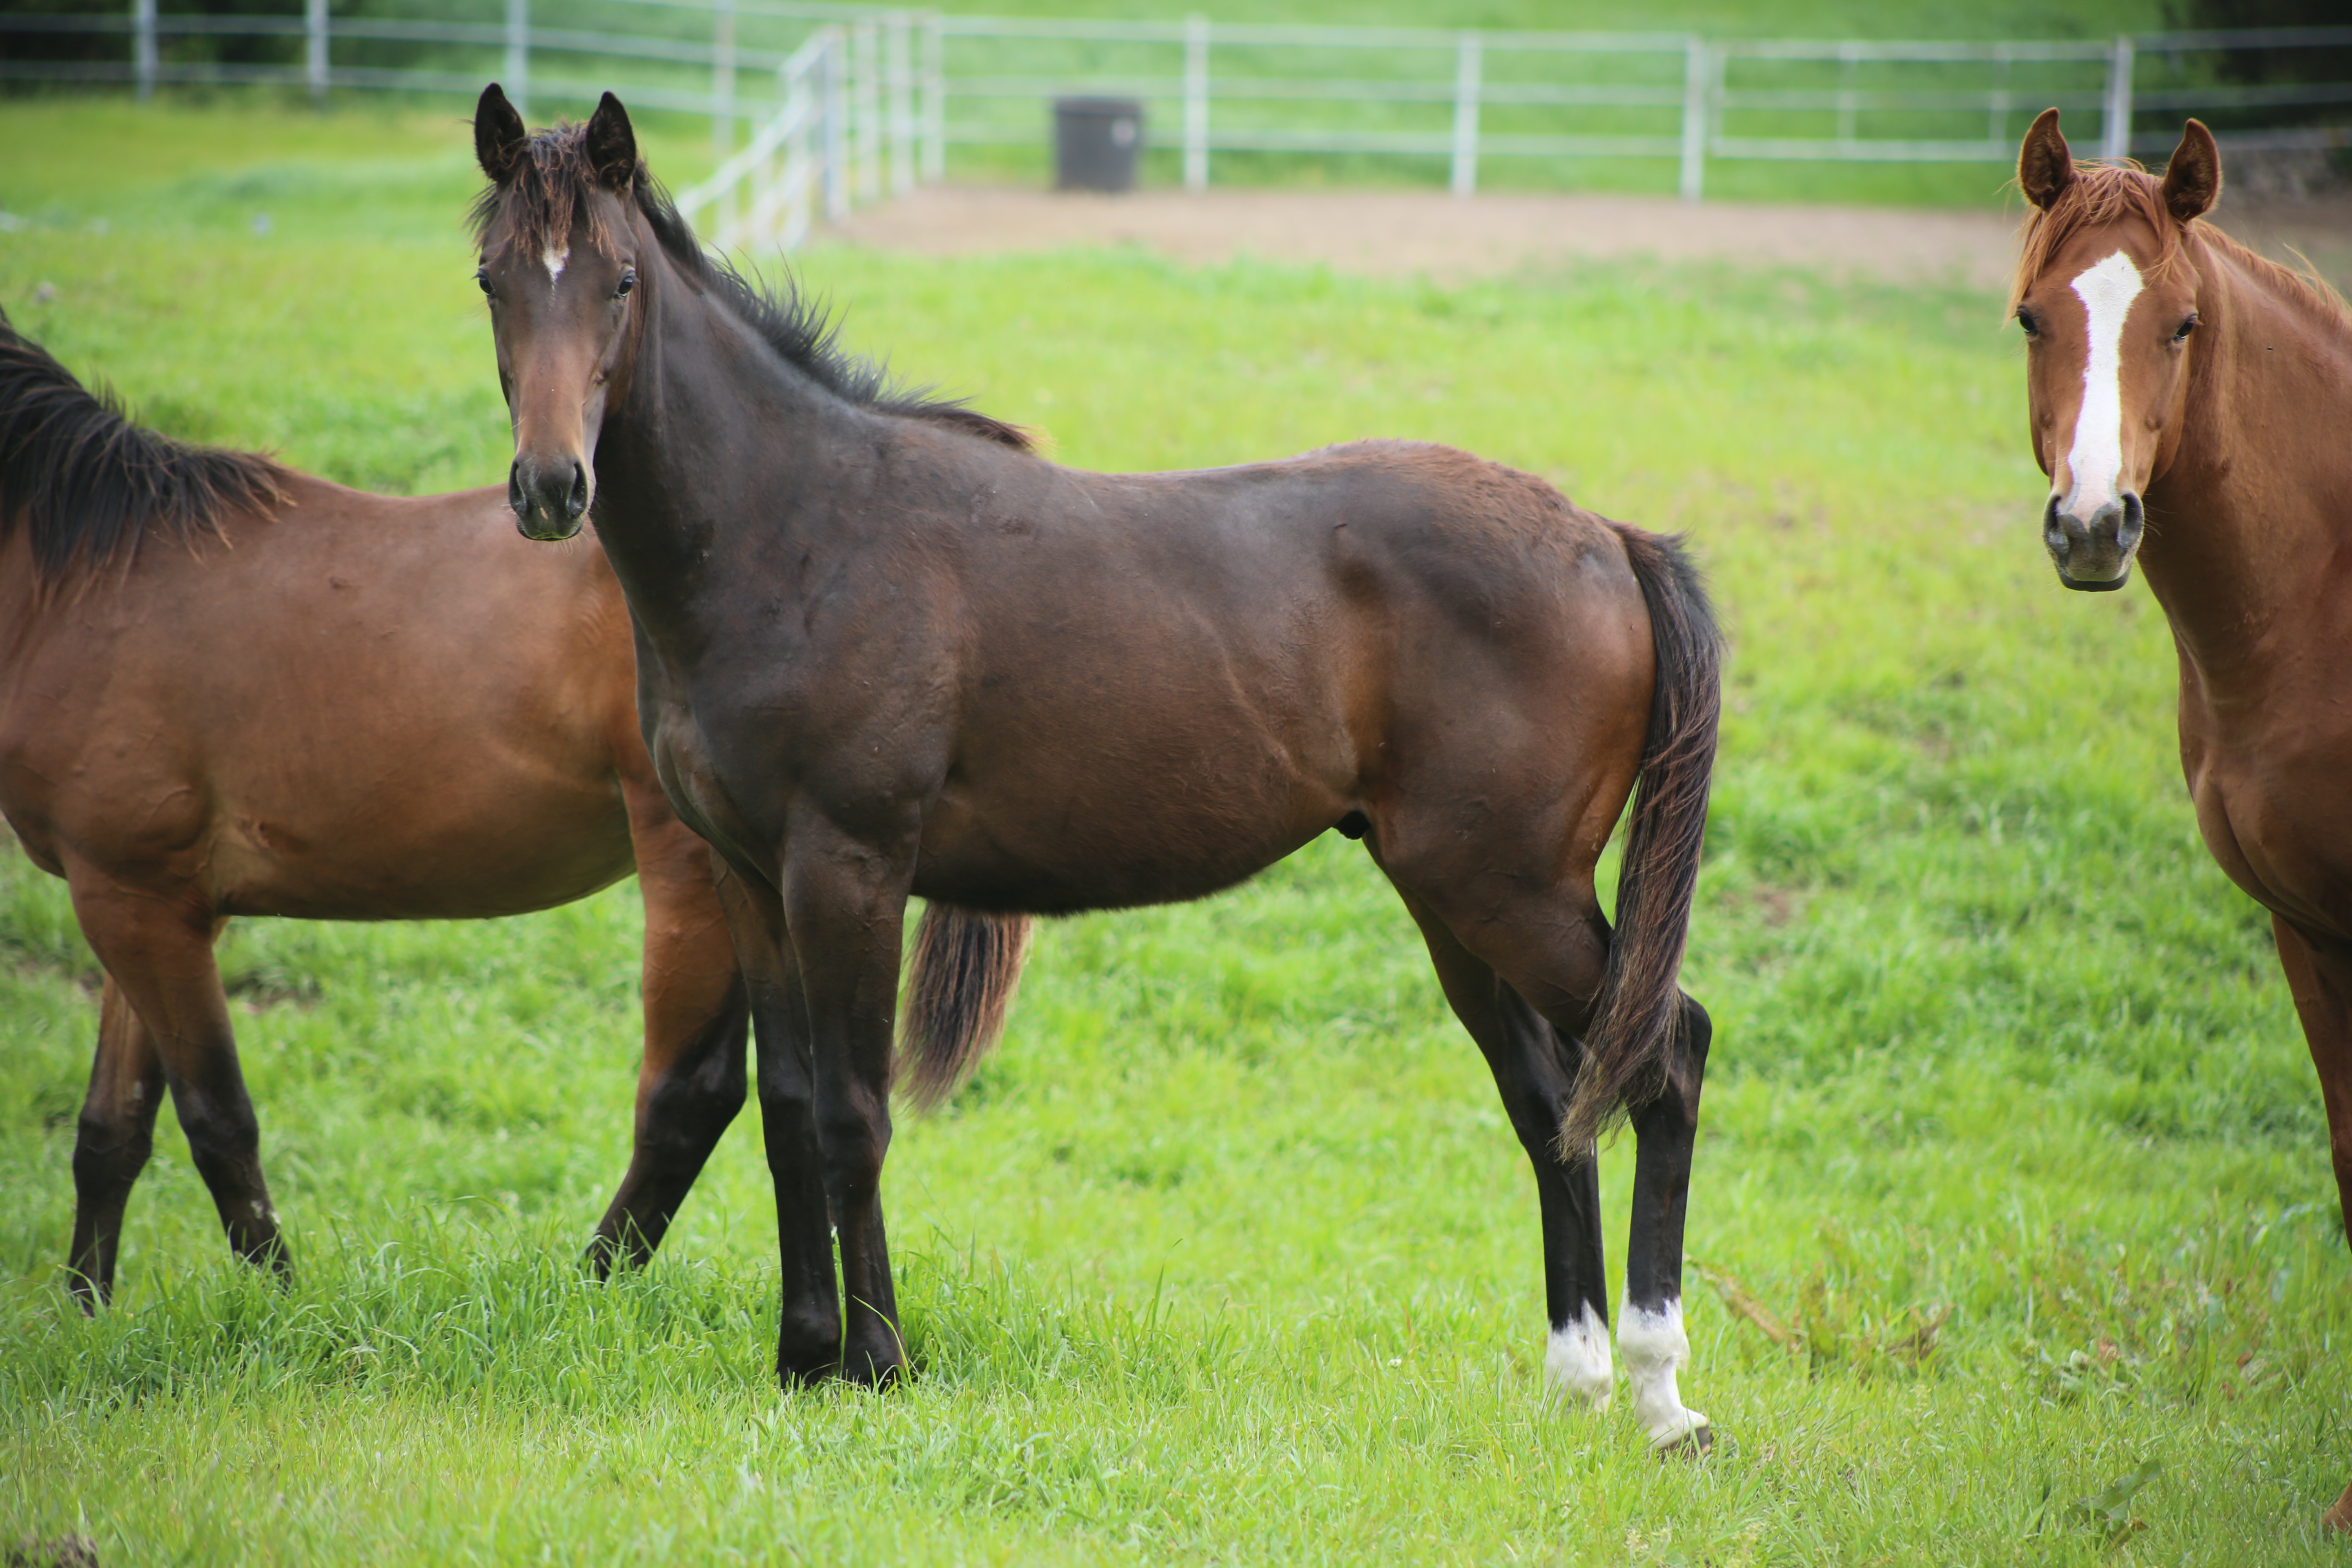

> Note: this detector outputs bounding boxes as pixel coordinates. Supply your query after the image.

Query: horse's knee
[71,1110,154,1197]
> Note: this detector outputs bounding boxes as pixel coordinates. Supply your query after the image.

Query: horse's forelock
[2011,164,2185,308]
[469,122,638,261]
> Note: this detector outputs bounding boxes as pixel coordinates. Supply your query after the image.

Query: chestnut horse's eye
[2014,305,2039,338]
[616,269,636,298]
[476,270,494,298]
[2173,312,2199,342]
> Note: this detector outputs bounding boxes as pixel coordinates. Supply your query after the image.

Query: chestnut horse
[0,314,1010,1301]
[2012,111,2352,1528]
[466,86,1723,1447]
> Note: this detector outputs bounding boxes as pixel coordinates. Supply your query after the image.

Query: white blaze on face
[1617,1295,1709,1449]
[542,243,570,285]
[1545,1302,1613,1408]
[2060,250,2146,518]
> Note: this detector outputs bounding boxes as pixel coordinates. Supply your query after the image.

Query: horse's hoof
[1652,1420,1715,1459]
[836,1351,908,1390]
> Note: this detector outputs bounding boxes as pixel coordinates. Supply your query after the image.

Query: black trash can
[1054,97,1143,193]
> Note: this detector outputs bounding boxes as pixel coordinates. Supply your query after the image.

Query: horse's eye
[616,269,636,298]
[476,270,494,298]
[2173,313,2198,341]
[2015,305,2038,337]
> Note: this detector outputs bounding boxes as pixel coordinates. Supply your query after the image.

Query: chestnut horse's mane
[2012,161,2351,331]
[0,312,286,588]
[470,123,1033,452]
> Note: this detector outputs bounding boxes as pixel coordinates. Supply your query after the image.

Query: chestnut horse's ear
[474,82,530,185]
[2161,118,2222,224]
[2019,107,2073,211]
[585,92,638,192]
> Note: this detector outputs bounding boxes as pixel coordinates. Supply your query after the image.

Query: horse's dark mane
[0,311,286,588]
[470,123,1032,451]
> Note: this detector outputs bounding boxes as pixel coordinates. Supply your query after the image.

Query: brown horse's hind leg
[66,976,167,1307]
[65,869,286,1280]
[586,807,748,1276]
[716,864,847,1387]
[1396,889,1615,1410]
[2267,916,2352,1531]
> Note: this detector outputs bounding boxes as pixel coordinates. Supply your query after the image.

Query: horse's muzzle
[510,454,590,541]
[2044,491,2142,593]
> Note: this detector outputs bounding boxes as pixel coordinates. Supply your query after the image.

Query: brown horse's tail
[896,904,1035,1110]
[1559,526,1722,1152]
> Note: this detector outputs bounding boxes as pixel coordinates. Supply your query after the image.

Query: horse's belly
[912,772,1337,915]
[210,785,635,921]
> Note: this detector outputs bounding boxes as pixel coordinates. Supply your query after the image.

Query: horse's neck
[592,278,851,650]
[2138,231,2352,692]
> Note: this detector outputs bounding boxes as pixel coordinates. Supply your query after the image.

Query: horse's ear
[2161,118,2222,224]
[585,92,638,192]
[474,82,530,185]
[2019,108,2073,211]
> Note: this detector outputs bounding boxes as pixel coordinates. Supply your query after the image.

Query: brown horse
[0,312,1015,1302]
[467,85,1723,1446]
[2013,111,2352,1529]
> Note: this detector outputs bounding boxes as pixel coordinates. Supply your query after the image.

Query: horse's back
[0,473,644,918]
[868,437,1656,913]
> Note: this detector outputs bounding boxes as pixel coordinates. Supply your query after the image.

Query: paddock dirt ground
[824,182,2352,290]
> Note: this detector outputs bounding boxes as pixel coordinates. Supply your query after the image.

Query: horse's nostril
[565,463,591,519]
[507,462,528,517]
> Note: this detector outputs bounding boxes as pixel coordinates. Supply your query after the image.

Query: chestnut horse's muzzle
[511,453,591,541]
[2044,491,2143,592]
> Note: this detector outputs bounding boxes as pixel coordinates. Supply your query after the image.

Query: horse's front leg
[780,815,913,1386]
[2265,915,2352,1532]
[1620,992,1713,1453]
[714,865,843,1386]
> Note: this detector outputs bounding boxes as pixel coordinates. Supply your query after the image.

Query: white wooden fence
[3,4,2347,252]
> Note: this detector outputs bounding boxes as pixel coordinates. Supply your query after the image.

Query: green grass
[4,98,2349,1564]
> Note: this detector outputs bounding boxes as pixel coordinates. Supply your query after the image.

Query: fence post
[1678,35,1706,202]
[887,14,915,197]
[824,28,850,220]
[2100,35,2134,163]
[1183,13,1209,191]
[921,13,945,183]
[1450,33,1481,197]
[305,0,329,105]
[713,0,737,242]
[133,0,156,103]
[854,22,882,203]
[504,0,529,122]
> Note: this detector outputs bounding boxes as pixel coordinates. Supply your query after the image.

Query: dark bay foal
[466,86,1723,1448]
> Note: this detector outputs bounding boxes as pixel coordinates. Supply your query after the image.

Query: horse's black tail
[895,905,1034,1111]
[0,307,284,589]
[1559,526,1722,1152]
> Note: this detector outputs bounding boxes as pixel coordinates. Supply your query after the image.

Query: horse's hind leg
[65,869,285,1279]
[1398,892,1615,1408]
[586,807,749,1275]
[66,976,167,1307]
[2265,916,2352,1532]
[1619,992,1712,1453]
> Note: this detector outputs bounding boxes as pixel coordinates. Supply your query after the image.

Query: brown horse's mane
[469,123,1032,452]
[0,311,286,588]
[2013,162,2351,332]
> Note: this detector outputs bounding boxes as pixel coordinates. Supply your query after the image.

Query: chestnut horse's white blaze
[1619,1296,1707,1448]
[1545,1302,1613,1407]
[2060,251,2146,518]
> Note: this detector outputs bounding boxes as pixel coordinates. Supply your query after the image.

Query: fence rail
[4,5,2348,249]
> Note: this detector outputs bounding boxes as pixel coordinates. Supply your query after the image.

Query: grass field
[4,97,2350,1564]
